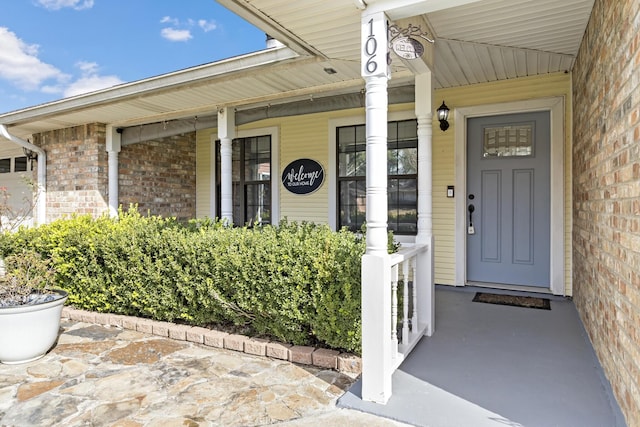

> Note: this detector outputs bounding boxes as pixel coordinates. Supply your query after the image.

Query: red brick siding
[33,123,109,221]
[118,133,196,221]
[572,0,640,424]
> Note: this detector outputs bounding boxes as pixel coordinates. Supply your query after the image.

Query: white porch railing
[361,241,434,404]
[389,244,431,370]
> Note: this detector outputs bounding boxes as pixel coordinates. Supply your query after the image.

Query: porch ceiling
[0,0,594,139]
[219,0,594,87]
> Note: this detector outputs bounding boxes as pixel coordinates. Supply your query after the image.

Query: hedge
[0,209,372,353]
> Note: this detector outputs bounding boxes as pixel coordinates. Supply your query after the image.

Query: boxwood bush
[0,209,368,353]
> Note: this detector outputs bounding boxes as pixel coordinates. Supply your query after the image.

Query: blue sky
[0,0,267,114]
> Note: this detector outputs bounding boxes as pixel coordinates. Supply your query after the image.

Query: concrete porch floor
[339,286,627,427]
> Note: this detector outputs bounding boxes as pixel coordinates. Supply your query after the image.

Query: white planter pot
[0,290,68,364]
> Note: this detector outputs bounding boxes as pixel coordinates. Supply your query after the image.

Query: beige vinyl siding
[277,115,329,224]
[433,72,573,293]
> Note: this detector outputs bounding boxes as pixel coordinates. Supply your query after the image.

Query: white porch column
[415,73,436,336]
[106,126,121,219]
[218,108,235,224]
[361,10,393,404]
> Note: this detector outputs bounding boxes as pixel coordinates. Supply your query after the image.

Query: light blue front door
[467,112,550,287]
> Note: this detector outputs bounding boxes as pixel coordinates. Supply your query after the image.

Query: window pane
[246,183,270,225]
[338,124,366,177]
[338,126,355,144]
[387,121,397,141]
[338,152,350,177]
[388,178,417,234]
[232,144,241,181]
[388,148,398,175]
[233,181,242,224]
[396,147,417,174]
[14,157,27,172]
[355,150,366,176]
[355,125,366,144]
[483,123,533,157]
[397,120,417,140]
[339,180,365,231]
[244,137,270,181]
[0,159,10,173]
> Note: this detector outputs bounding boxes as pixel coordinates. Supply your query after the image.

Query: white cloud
[0,27,68,91]
[63,61,123,97]
[160,27,192,42]
[37,0,94,10]
[0,28,123,100]
[160,16,216,42]
[160,16,179,26]
[198,19,217,32]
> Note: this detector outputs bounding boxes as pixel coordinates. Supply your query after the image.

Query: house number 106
[365,18,378,74]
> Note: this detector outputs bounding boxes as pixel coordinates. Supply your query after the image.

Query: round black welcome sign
[281,158,325,195]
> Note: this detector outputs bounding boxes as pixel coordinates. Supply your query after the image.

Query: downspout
[0,124,46,225]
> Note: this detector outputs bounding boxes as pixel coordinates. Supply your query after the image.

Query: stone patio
[0,315,406,426]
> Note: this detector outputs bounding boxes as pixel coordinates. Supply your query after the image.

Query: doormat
[472,292,551,310]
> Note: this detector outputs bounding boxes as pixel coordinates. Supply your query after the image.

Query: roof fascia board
[0,46,300,127]
[216,0,327,58]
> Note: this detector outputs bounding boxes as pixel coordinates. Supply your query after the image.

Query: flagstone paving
[0,320,407,427]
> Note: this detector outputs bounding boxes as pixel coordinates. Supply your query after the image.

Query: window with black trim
[0,158,10,173]
[337,119,418,234]
[14,156,28,172]
[216,135,271,226]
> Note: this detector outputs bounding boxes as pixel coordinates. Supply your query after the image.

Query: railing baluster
[391,264,399,355]
[402,259,410,345]
[411,257,418,330]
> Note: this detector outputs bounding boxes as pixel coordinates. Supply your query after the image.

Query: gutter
[0,124,46,226]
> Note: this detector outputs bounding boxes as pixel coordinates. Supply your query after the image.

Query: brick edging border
[61,307,362,375]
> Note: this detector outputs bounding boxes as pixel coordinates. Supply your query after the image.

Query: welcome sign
[281,158,325,195]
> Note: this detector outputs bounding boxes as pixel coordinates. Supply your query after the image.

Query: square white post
[361,9,393,404]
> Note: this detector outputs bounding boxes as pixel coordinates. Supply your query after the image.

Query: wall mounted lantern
[22,146,38,161]
[437,101,450,131]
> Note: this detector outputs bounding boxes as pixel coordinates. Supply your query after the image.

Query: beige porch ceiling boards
[220,0,594,87]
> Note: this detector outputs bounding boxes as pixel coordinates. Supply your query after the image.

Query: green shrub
[0,209,371,353]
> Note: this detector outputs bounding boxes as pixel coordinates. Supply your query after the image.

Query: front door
[466,111,550,287]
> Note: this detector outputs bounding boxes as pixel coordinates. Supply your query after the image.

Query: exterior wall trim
[453,97,565,295]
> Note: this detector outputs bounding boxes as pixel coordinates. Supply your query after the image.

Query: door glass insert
[483,123,533,157]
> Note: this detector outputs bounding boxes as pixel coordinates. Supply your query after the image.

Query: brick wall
[119,133,196,221]
[572,0,640,425]
[33,124,109,221]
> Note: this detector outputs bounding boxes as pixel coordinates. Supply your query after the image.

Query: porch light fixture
[437,101,450,131]
[23,146,38,161]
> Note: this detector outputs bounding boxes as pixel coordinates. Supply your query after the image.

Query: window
[483,123,534,157]
[14,156,28,172]
[337,119,418,234]
[216,135,271,226]
[0,158,10,173]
